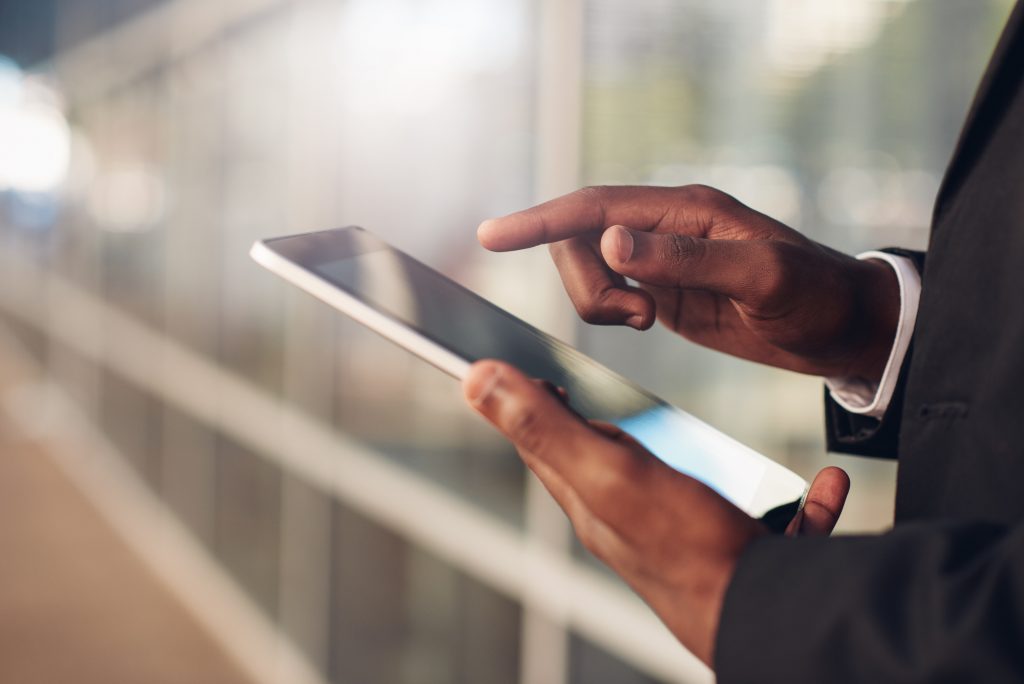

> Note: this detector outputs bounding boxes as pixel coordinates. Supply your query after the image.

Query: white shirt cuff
[825,251,922,419]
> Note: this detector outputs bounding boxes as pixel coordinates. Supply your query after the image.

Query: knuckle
[576,185,612,225]
[677,184,739,212]
[752,242,793,303]
[591,447,649,499]
[662,233,702,265]
[677,183,721,204]
[548,240,572,266]
[574,287,625,324]
[620,450,653,484]
[504,399,547,454]
[574,298,605,324]
[573,516,599,551]
[577,185,611,204]
[589,469,627,507]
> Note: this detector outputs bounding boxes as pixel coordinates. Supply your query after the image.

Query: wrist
[846,257,900,384]
[660,521,766,666]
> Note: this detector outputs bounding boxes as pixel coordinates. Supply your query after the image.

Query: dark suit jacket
[716,2,1024,681]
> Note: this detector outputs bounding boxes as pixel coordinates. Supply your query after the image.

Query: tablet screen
[259,227,806,519]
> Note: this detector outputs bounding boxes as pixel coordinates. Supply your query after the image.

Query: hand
[478,185,900,382]
[463,360,849,666]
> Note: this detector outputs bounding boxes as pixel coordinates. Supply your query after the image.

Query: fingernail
[612,226,634,263]
[476,219,499,247]
[466,364,502,407]
[627,314,644,329]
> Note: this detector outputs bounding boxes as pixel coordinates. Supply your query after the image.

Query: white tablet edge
[250,239,472,380]
[251,237,809,518]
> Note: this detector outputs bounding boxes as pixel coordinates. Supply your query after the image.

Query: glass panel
[334,317,526,525]
[569,633,665,684]
[99,370,162,488]
[2,316,46,363]
[217,18,289,395]
[160,404,218,549]
[92,82,167,329]
[161,48,228,360]
[214,435,282,618]
[277,473,334,674]
[329,501,521,684]
[322,0,537,526]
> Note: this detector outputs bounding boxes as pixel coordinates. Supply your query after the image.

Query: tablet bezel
[251,226,809,520]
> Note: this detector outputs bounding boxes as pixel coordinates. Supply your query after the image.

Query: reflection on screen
[313,246,768,510]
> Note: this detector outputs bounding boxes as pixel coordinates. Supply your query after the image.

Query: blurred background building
[0,1,1014,682]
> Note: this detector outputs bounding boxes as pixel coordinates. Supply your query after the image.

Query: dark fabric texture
[717,2,1024,681]
[717,524,1024,684]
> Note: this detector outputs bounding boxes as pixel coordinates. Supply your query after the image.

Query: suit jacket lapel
[934,0,1024,220]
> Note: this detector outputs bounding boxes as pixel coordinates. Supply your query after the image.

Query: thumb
[786,466,850,537]
[463,360,595,466]
[599,225,782,305]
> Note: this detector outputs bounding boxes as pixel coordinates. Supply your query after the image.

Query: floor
[0,363,254,684]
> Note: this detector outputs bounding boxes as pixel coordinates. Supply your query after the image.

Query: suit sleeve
[714,520,1024,683]
[824,248,925,459]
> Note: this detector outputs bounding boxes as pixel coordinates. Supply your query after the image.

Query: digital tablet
[251,226,808,527]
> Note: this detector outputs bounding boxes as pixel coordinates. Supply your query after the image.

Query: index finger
[477,186,681,252]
